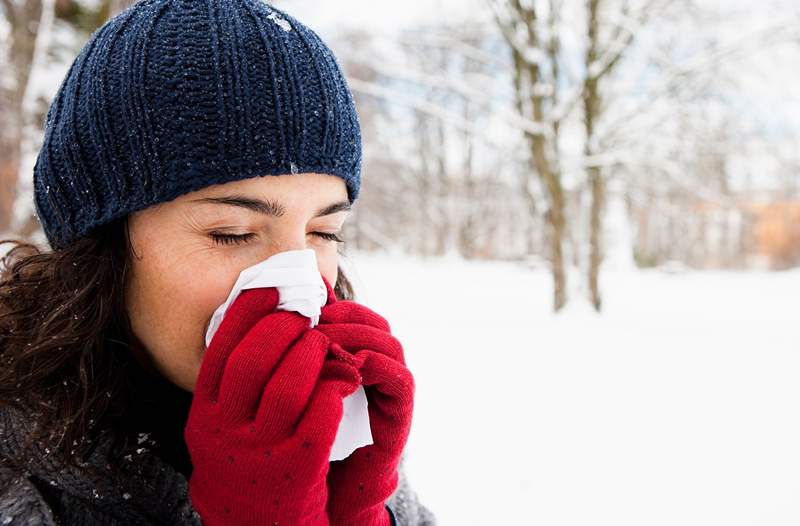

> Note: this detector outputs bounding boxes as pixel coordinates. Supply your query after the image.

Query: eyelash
[209,232,344,246]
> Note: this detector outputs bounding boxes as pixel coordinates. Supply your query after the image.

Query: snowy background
[345,250,799,525]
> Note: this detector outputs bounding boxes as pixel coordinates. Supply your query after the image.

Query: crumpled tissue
[204,248,372,461]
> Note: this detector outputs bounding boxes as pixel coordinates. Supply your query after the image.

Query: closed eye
[210,232,256,246]
[209,232,344,245]
[312,232,345,243]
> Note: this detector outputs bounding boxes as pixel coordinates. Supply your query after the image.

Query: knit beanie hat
[32,0,362,250]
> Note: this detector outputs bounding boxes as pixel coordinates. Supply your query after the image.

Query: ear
[321,274,338,306]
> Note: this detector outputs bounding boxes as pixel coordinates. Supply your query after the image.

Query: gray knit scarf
[0,405,436,525]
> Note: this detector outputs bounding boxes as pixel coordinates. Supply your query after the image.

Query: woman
[0,1,435,524]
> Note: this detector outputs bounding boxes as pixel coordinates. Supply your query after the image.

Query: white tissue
[204,248,373,461]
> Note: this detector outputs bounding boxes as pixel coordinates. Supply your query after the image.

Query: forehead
[132,172,349,227]
[170,173,351,222]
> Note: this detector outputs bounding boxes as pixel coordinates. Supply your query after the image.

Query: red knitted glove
[185,286,361,526]
[316,277,415,526]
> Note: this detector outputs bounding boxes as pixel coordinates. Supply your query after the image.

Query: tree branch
[590,0,668,81]
[1,0,17,27]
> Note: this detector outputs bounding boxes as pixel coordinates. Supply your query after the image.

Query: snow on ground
[341,250,799,526]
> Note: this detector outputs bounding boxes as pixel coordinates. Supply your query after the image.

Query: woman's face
[124,172,350,392]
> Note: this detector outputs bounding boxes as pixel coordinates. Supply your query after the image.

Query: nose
[262,231,310,258]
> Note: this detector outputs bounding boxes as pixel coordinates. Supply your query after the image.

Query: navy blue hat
[33,0,362,250]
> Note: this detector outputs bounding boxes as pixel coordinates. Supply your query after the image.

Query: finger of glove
[313,323,405,365]
[292,357,362,450]
[218,310,310,423]
[319,301,391,332]
[327,340,361,369]
[254,328,329,439]
[355,350,415,458]
[355,348,415,419]
[327,453,399,520]
[196,287,281,403]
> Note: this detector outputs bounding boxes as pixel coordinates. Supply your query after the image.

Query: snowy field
[342,250,799,526]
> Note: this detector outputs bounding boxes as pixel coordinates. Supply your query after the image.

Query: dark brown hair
[0,215,355,476]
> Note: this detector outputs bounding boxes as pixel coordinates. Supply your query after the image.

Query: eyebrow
[191,195,351,217]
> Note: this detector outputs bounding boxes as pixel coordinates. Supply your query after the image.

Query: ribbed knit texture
[32,0,362,250]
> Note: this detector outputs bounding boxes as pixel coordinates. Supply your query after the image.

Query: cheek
[126,252,240,391]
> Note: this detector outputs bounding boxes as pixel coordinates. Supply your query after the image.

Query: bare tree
[582,0,668,310]
[1,0,55,238]
[1,0,141,241]
[489,0,570,311]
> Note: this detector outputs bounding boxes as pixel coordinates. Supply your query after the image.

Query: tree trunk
[548,183,568,310]
[0,0,49,238]
[510,32,568,311]
[587,165,604,310]
[584,0,604,311]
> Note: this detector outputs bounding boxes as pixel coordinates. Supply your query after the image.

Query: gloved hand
[185,286,361,526]
[316,277,415,526]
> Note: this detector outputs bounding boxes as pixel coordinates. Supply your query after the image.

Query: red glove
[185,286,361,526]
[316,277,415,526]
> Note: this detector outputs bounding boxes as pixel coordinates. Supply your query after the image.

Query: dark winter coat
[0,347,435,525]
